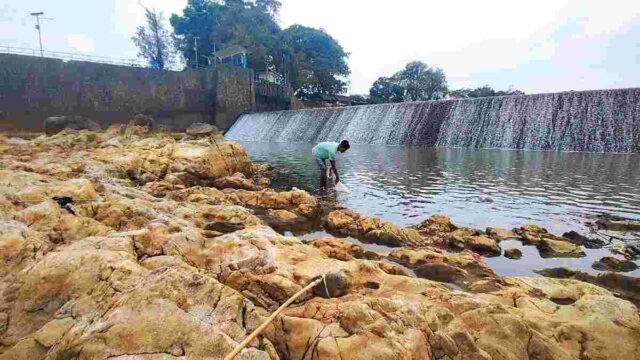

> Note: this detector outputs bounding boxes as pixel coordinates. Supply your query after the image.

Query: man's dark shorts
[315,157,327,171]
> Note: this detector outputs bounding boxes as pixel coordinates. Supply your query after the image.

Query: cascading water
[226,88,640,153]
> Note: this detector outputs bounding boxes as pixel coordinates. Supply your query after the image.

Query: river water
[238,141,640,277]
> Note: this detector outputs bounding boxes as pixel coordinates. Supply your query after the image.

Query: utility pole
[193,37,199,69]
[30,12,45,56]
[212,42,216,68]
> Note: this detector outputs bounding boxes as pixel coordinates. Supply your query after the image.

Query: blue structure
[214,45,247,69]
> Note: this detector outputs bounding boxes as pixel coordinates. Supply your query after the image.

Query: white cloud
[64,34,95,53]
[113,0,186,58]
[2,0,636,94]
[279,0,640,93]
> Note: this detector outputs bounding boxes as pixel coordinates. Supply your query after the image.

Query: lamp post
[29,12,48,57]
[193,36,199,69]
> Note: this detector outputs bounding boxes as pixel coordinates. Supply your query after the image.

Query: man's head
[338,140,350,153]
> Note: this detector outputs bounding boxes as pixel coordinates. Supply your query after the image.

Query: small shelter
[214,45,247,68]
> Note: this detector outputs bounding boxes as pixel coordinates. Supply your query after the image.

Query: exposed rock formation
[43,115,101,135]
[504,248,523,259]
[592,256,639,272]
[0,130,639,360]
[514,225,586,258]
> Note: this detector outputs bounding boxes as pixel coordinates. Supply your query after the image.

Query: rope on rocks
[209,135,233,175]
[223,275,326,360]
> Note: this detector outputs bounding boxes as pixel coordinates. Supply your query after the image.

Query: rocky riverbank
[1,127,639,360]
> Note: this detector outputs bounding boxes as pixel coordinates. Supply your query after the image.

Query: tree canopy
[169,0,349,95]
[170,0,284,70]
[132,8,176,70]
[370,62,525,103]
[448,86,525,99]
[369,76,404,104]
[284,25,349,96]
[369,61,447,103]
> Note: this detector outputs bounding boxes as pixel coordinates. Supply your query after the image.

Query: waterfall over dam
[226,88,640,153]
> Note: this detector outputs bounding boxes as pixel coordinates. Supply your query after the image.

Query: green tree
[132,7,176,70]
[369,76,404,103]
[469,85,500,98]
[448,88,471,99]
[396,61,447,101]
[169,1,349,96]
[448,86,525,99]
[349,94,368,105]
[368,61,448,103]
[170,0,284,70]
[284,25,350,96]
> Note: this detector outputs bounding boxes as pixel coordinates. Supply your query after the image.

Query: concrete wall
[0,53,288,132]
[212,65,255,131]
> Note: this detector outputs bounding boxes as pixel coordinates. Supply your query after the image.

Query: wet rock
[592,256,638,272]
[449,234,500,256]
[228,188,319,218]
[43,115,101,135]
[412,215,506,256]
[186,122,219,136]
[515,225,585,258]
[538,237,585,258]
[596,216,640,231]
[486,227,516,240]
[414,263,467,283]
[562,230,606,249]
[262,209,314,234]
[325,209,426,248]
[411,214,458,239]
[624,244,640,260]
[534,267,577,279]
[213,174,255,190]
[388,248,496,285]
[129,113,155,128]
[504,248,522,259]
[535,267,640,305]
[310,237,382,261]
[313,272,349,298]
[204,221,246,233]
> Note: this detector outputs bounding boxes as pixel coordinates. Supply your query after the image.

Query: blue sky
[1,0,639,94]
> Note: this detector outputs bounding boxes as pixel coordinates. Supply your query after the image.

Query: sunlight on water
[238,142,640,236]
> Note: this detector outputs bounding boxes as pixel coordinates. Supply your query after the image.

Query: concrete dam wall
[227,88,640,153]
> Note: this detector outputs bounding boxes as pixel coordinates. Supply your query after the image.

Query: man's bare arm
[330,160,339,183]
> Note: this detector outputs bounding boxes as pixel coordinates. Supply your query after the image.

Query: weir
[227,87,640,153]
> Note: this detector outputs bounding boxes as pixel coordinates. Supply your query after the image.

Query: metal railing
[0,46,183,71]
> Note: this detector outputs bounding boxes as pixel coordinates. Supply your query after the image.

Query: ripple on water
[240,141,640,271]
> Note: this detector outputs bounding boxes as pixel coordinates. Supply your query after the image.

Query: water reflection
[239,142,640,235]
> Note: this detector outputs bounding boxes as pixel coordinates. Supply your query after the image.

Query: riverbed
[239,141,640,277]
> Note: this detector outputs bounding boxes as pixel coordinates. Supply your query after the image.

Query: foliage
[349,94,368,105]
[170,0,284,70]
[170,0,349,95]
[396,61,447,101]
[369,61,447,103]
[284,25,350,96]
[448,86,525,99]
[132,8,177,70]
[369,76,404,103]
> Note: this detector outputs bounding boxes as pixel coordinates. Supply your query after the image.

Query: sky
[1,0,639,95]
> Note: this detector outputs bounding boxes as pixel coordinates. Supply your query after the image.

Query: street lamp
[193,36,199,69]
[30,12,53,57]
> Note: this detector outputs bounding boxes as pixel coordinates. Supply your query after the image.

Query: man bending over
[311,140,350,195]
